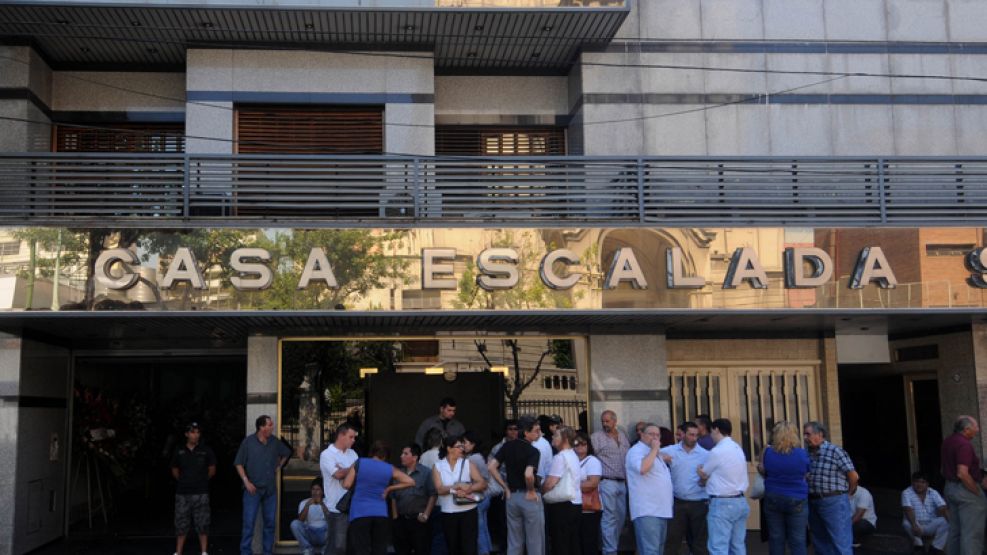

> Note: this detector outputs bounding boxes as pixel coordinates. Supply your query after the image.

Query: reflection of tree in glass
[453,230,583,309]
[475,338,573,419]
[281,340,399,459]
[249,229,409,310]
[12,227,87,309]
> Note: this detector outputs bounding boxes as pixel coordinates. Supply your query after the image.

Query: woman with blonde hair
[759,421,811,555]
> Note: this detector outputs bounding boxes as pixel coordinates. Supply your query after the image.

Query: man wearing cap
[172,422,217,555]
[235,415,291,555]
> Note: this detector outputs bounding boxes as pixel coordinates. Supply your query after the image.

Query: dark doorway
[839,369,911,489]
[70,356,245,539]
[910,378,944,486]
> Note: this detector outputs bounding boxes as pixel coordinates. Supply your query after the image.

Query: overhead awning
[0,1,629,74]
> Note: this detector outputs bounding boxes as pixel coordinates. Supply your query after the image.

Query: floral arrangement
[73,385,150,482]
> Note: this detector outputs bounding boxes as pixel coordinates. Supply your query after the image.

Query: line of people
[220,409,973,555]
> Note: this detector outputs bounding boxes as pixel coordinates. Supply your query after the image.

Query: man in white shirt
[290,480,330,555]
[319,423,358,555]
[901,472,949,553]
[532,422,554,483]
[697,418,749,555]
[625,423,674,555]
[851,484,878,546]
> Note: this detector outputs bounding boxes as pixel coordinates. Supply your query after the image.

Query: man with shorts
[172,421,217,555]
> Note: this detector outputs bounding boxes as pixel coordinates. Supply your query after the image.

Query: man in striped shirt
[590,410,630,555]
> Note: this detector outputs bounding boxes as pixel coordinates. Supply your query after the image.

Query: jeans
[944,481,987,555]
[506,491,545,555]
[241,488,277,555]
[477,494,492,554]
[326,511,349,555]
[808,494,853,555]
[762,493,807,555]
[599,479,627,555]
[665,498,709,555]
[632,516,669,555]
[903,517,949,551]
[707,497,749,555]
[290,520,328,554]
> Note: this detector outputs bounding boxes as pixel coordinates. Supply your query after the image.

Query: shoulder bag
[452,458,484,506]
[543,455,577,504]
[580,458,602,511]
[334,459,361,513]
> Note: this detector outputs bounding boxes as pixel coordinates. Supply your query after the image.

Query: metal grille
[1,154,987,225]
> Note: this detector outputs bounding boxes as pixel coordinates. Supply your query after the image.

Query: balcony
[1,154,985,227]
[0,1,628,74]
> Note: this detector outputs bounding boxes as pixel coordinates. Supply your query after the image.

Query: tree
[474,338,561,420]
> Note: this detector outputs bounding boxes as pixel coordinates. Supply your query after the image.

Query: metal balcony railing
[1,154,985,227]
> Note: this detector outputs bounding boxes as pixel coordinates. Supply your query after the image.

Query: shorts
[175,493,211,536]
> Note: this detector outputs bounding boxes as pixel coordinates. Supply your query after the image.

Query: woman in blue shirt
[342,441,415,555]
[759,421,811,555]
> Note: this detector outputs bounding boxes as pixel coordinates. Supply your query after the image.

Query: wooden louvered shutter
[54,123,185,153]
[235,105,384,154]
[435,126,566,156]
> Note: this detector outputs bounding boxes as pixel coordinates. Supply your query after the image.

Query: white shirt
[298,498,328,527]
[319,443,358,514]
[548,448,582,505]
[420,448,440,470]
[579,455,603,482]
[703,436,748,497]
[533,436,553,479]
[625,441,674,519]
[901,486,946,523]
[852,486,878,526]
[434,457,476,514]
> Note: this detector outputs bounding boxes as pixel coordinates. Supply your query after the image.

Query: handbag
[452,458,484,506]
[544,456,577,504]
[749,472,766,499]
[334,459,361,513]
[580,459,602,511]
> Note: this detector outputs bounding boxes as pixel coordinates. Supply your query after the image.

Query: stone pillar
[820,335,844,446]
[969,323,987,456]
[0,332,70,555]
[0,46,52,152]
[245,335,278,553]
[588,334,669,436]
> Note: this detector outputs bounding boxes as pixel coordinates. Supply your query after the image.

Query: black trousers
[545,502,581,555]
[348,516,390,555]
[852,519,876,544]
[664,498,710,555]
[393,515,432,555]
[442,508,478,555]
[580,511,602,555]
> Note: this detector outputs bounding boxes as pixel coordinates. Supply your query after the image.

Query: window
[436,126,566,156]
[235,105,384,154]
[54,123,185,153]
[0,241,20,256]
[925,244,975,257]
[401,289,442,310]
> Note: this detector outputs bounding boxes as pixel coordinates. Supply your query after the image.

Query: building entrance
[69,355,246,539]
[276,336,588,545]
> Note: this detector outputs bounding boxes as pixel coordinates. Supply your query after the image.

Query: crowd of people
[167,400,987,555]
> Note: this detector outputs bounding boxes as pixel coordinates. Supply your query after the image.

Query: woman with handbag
[342,441,416,555]
[574,431,602,555]
[542,425,582,555]
[432,435,487,555]
[464,431,494,555]
[758,421,811,555]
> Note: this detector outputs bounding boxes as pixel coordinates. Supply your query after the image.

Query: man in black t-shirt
[488,415,545,555]
[171,422,217,555]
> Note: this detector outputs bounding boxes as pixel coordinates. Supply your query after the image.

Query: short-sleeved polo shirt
[233,433,291,492]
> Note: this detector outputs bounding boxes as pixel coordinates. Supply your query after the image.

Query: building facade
[1,0,986,552]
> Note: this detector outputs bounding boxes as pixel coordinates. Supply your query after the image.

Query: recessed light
[130,20,142,27]
[403,24,416,31]
[531,52,541,58]
[55,19,70,25]
[474,24,484,31]
[200,21,214,28]
[466,52,477,58]
[146,48,158,54]
[542,25,553,32]
[80,47,90,53]
[304,22,314,29]
[860,327,870,331]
